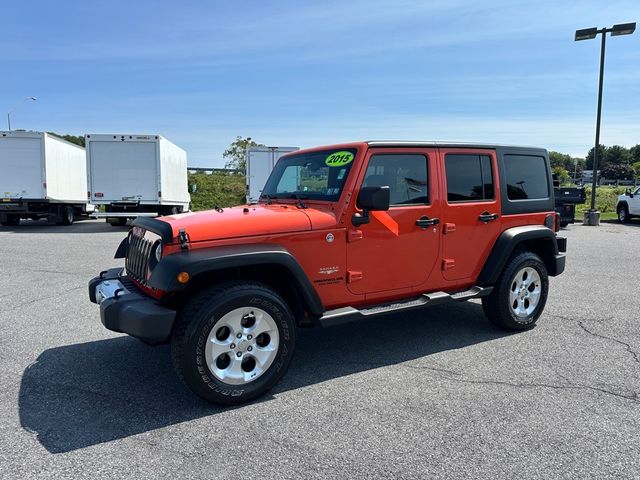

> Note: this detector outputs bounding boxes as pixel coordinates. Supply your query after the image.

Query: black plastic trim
[478,225,563,285]
[148,244,325,316]
[88,269,175,343]
[131,217,174,243]
[114,236,129,259]
[556,236,567,253]
[495,147,555,215]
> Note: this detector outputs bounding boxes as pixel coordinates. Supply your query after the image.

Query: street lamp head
[611,22,636,36]
[575,27,598,41]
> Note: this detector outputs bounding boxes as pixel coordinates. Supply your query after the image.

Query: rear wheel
[61,206,75,225]
[171,282,296,405]
[482,251,549,330]
[0,215,20,227]
[617,204,630,223]
[107,217,127,227]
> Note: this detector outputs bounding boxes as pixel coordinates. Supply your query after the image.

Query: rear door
[439,149,501,281]
[346,147,441,295]
[0,136,44,199]
[90,140,158,202]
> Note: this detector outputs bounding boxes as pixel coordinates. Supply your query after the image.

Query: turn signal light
[177,272,190,284]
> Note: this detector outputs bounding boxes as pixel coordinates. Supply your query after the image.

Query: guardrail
[187,167,243,175]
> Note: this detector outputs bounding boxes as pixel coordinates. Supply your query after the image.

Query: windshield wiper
[285,194,308,209]
[260,194,278,205]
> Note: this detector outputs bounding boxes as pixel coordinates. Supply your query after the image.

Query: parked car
[616,187,640,223]
[89,141,566,404]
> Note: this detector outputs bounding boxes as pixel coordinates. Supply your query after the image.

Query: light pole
[7,96,37,131]
[575,22,636,226]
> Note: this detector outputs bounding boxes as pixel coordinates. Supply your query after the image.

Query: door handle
[416,216,440,228]
[478,212,499,223]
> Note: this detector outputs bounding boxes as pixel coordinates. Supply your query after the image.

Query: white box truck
[0,131,92,226]
[86,134,190,226]
[246,146,299,203]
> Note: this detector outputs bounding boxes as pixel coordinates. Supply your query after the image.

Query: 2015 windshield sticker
[325,151,354,167]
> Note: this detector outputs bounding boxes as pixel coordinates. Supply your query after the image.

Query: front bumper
[88,267,175,344]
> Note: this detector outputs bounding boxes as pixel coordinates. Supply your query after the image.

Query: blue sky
[1,1,638,166]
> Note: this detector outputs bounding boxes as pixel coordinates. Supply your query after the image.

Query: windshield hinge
[178,229,190,250]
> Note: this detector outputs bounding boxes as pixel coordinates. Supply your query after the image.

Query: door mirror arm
[351,186,390,227]
[352,209,371,226]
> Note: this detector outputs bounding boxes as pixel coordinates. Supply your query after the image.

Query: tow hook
[178,229,190,250]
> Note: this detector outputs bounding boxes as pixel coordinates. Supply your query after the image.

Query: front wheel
[482,252,549,330]
[171,282,296,405]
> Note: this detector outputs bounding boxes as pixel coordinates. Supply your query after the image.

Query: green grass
[188,172,246,211]
[574,186,626,221]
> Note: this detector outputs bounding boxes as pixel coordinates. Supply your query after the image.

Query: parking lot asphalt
[0,219,639,479]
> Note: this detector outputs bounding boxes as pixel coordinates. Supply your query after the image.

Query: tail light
[544,213,558,231]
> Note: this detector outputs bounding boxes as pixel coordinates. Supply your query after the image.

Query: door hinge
[347,271,363,283]
[348,230,363,242]
[442,259,455,271]
[443,223,456,234]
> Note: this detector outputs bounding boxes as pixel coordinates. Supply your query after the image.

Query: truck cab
[89,141,566,404]
[617,187,640,223]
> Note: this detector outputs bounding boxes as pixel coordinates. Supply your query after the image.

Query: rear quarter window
[504,154,549,200]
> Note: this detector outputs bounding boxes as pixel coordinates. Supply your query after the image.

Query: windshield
[261,148,357,201]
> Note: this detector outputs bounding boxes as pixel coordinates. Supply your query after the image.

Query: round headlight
[154,242,162,262]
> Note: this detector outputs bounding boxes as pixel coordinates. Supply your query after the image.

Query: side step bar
[319,285,493,327]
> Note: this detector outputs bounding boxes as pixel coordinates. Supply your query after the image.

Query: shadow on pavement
[1,219,128,234]
[19,302,509,453]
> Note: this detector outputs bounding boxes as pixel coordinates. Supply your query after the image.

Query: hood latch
[178,229,190,250]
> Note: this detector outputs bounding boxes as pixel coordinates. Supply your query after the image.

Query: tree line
[550,144,640,182]
[48,133,640,182]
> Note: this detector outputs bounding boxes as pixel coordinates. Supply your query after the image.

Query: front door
[439,149,501,281]
[346,148,441,295]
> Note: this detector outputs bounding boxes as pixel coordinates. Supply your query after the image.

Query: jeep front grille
[125,233,154,285]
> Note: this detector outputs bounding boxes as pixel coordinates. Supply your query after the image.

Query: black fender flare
[478,225,565,285]
[147,244,324,316]
[617,201,628,211]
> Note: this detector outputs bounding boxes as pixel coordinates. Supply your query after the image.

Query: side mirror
[352,186,390,226]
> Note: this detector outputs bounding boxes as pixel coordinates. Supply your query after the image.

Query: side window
[363,154,428,205]
[445,154,495,202]
[504,155,549,200]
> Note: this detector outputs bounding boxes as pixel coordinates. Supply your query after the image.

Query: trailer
[86,134,190,226]
[246,146,299,203]
[0,131,93,226]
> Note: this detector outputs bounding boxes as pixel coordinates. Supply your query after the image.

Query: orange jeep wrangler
[89,141,566,404]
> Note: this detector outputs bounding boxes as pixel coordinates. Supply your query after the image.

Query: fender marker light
[177,272,190,284]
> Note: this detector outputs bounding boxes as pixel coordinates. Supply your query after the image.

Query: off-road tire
[617,204,630,224]
[482,251,549,331]
[171,282,296,405]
